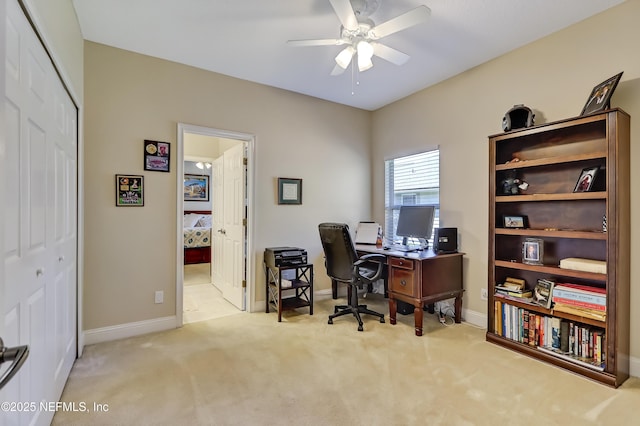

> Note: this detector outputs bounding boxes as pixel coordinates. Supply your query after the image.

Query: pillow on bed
[196,215,212,228]
[184,213,203,228]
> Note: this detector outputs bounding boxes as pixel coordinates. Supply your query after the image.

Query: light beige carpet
[53,294,639,425]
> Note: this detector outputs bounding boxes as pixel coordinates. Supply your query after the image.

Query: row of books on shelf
[495,277,606,320]
[494,301,606,371]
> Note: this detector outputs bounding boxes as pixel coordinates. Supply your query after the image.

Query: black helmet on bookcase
[502,104,535,132]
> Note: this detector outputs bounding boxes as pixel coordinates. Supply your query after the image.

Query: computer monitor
[396,205,435,249]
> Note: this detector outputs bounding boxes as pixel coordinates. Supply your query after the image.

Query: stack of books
[495,277,532,300]
[551,283,606,321]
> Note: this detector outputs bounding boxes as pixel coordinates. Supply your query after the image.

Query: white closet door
[1,1,77,425]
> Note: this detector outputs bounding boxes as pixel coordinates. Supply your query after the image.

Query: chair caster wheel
[358,325,363,332]
[380,317,385,323]
[328,319,333,325]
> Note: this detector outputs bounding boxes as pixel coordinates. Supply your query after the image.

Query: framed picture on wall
[184,174,209,201]
[144,140,170,172]
[277,177,302,205]
[116,174,144,206]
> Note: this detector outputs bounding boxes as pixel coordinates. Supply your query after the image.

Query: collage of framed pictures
[115,139,172,206]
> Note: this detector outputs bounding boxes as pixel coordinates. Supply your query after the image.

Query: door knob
[0,337,29,390]
[36,268,44,277]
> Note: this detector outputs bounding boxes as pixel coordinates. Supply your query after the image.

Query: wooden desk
[356,245,464,336]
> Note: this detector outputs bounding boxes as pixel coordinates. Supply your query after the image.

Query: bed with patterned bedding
[184,211,212,264]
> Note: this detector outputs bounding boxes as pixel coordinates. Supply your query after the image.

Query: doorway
[176,124,255,326]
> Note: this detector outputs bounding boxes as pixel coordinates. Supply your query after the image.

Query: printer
[264,247,308,268]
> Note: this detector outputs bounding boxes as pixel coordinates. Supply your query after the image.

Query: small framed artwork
[144,140,170,172]
[580,72,623,116]
[116,174,144,206]
[503,215,528,229]
[522,238,543,265]
[278,177,302,205]
[573,166,599,192]
[184,174,209,201]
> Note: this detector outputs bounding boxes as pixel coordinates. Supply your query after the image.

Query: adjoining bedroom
[183,133,242,323]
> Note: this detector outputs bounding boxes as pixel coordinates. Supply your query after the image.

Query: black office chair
[318,223,386,331]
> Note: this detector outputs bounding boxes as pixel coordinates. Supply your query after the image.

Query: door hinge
[243,218,247,226]
[243,157,248,166]
[242,280,247,288]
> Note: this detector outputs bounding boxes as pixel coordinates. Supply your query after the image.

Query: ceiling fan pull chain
[351,60,355,95]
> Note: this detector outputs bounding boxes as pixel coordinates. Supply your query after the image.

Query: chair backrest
[318,223,358,282]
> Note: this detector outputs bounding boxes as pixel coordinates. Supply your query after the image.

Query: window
[384,149,440,245]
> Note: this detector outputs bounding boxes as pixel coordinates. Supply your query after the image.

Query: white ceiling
[72,0,624,111]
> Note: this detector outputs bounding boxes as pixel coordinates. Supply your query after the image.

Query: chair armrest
[356,253,386,263]
[353,254,386,282]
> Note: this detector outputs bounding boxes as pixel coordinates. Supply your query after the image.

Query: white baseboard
[630,355,640,379]
[462,307,486,328]
[83,316,177,346]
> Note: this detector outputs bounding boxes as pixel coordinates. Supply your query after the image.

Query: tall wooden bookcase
[486,109,630,387]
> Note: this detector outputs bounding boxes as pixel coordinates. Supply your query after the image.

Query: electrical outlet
[155,291,164,304]
[480,288,488,301]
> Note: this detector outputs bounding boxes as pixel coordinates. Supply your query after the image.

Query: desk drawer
[390,268,417,297]
[389,257,414,270]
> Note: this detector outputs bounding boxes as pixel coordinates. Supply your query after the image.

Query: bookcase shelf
[496,192,606,202]
[496,228,607,240]
[494,260,606,281]
[487,109,630,388]
[494,151,607,171]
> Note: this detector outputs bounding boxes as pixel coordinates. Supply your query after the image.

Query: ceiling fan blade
[368,5,431,39]
[330,64,346,76]
[287,38,345,47]
[329,0,359,31]
[371,42,410,66]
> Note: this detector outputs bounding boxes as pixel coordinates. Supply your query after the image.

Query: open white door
[179,124,252,318]
[221,144,246,309]
[210,156,224,290]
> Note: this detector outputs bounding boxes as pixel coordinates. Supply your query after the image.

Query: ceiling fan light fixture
[335,46,355,69]
[357,40,374,71]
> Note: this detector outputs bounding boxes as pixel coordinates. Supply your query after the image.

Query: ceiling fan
[287,0,431,75]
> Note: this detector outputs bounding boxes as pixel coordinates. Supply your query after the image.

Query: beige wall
[83,42,372,329]
[373,0,640,362]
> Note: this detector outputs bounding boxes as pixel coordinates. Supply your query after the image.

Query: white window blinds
[384,149,440,244]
